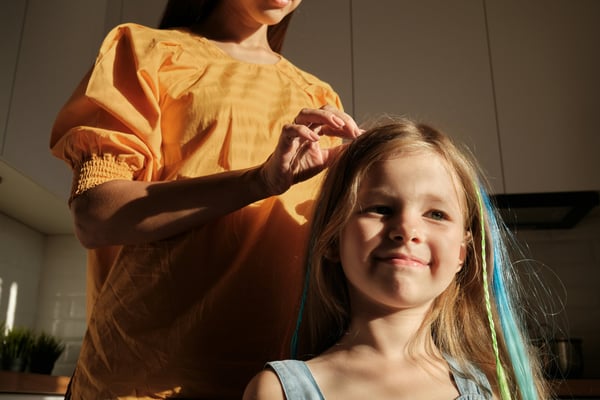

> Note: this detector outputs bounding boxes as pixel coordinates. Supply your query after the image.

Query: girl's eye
[364,205,393,216]
[427,210,446,221]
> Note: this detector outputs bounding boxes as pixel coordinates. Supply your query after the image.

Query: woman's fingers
[293,105,363,139]
[281,123,320,145]
[319,104,362,138]
[293,107,338,126]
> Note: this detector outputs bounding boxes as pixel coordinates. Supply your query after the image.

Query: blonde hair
[297,118,549,399]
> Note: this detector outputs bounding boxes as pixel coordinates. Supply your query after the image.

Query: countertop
[0,371,69,395]
[0,371,599,398]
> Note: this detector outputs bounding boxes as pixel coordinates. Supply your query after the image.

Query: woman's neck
[210,39,281,64]
[193,18,279,64]
[195,22,270,47]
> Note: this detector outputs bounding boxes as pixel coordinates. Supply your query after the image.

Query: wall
[35,235,86,377]
[0,213,86,377]
[0,213,44,330]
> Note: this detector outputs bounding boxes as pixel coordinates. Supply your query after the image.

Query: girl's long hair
[294,118,550,399]
[158,0,294,53]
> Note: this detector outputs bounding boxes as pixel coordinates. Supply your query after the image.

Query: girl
[244,119,550,399]
[50,0,361,398]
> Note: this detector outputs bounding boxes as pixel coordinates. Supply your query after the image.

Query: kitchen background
[0,0,598,380]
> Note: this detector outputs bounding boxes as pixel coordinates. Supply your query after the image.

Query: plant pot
[1,356,27,372]
[28,357,56,375]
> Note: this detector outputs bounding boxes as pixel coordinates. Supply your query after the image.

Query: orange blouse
[50,23,342,399]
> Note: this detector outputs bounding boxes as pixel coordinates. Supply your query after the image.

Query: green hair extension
[477,187,512,400]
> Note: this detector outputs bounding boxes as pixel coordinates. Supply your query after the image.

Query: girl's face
[338,150,467,315]
[224,0,301,26]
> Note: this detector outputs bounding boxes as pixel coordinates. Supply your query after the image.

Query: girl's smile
[374,252,429,268]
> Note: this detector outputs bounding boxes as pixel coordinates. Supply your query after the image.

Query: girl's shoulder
[258,360,325,400]
[243,366,288,400]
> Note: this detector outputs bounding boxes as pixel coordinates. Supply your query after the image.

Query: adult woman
[50,0,360,398]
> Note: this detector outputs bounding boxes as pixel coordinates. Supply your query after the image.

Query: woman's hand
[260,105,362,196]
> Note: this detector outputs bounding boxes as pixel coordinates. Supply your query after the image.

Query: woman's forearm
[71,166,270,248]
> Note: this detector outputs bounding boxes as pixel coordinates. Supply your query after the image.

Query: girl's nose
[389,219,422,243]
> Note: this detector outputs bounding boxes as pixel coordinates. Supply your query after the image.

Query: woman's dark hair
[158,0,294,53]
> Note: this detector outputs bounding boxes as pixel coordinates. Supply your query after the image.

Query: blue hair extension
[290,256,312,359]
[478,186,539,400]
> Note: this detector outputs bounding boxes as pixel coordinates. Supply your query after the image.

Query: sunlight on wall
[6,281,18,331]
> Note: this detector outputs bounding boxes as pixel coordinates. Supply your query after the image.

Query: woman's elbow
[70,192,113,248]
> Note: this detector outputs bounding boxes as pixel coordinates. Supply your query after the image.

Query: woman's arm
[72,106,361,248]
[71,166,266,248]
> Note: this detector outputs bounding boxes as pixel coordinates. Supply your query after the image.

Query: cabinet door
[0,0,27,156]
[351,0,503,193]
[486,0,600,193]
[4,0,110,199]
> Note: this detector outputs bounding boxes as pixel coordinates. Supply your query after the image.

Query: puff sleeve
[50,24,173,201]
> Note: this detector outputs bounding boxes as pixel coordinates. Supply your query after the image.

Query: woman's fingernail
[332,115,345,128]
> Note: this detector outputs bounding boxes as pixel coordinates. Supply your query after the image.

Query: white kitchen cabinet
[3,0,110,200]
[351,0,504,193]
[486,0,600,193]
[0,0,27,156]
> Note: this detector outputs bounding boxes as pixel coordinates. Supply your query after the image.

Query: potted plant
[0,327,35,372]
[28,331,65,375]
